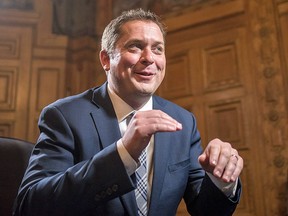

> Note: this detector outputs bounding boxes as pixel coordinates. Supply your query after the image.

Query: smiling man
[14,9,243,216]
[101,19,166,109]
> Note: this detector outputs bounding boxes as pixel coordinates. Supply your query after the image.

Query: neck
[123,95,151,110]
[107,83,152,110]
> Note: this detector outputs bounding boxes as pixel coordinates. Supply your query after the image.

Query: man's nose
[140,49,154,65]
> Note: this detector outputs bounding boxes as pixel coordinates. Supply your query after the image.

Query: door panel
[0,26,32,139]
[158,24,264,216]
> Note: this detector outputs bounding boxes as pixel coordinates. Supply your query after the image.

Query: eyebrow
[125,38,165,46]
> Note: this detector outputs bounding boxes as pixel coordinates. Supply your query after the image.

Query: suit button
[112,184,118,192]
[106,188,112,195]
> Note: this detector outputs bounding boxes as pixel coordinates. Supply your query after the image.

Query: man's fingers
[220,155,238,182]
[230,155,243,182]
[214,151,242,182]
[123,110,183,160]
[200,139,243,182]
[198,153,215,174]
[212,144,231,178]
[131,110,182,133]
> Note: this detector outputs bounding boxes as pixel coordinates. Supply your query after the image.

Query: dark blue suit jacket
[14,83,241,216]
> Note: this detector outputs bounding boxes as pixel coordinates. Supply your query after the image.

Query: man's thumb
[198,153,207,165]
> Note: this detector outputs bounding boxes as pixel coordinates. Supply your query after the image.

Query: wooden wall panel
[205,100,244,148]
[0,66,17,110]
[0,121,14,137]
[66,37,98,95]
[158,1,281,215]
[164,0,245,33]
[203,43,241,91]
[160,52,192,99]
[161,22,259,215]
[0,35,19,59]
[0,26,32,139]
[28,60,66,141]
[247,0,288,215]
[34,0,67,47]
[278,1,288,110]
[157,0,288,215]
[0,0,68,142]
[204,98,256,215]
[36,68,60,110]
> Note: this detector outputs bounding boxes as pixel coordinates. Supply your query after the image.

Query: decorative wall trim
[249,0,288,214]
[52,0,96,37]
[164,0,245,32]
[0,0,33,10]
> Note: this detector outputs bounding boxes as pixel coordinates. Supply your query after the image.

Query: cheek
[119,57,140,74]
[158,60,166,77]
[156,56,166,70]
[157,64,166,85]
[158,72,165,86]
[122,52,140,64]
[109,59,132,77]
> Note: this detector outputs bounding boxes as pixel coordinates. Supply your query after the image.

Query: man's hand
[198,138,243,183]
[122,110,182,161]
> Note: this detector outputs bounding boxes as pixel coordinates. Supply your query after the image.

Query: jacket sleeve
[186,174,242,216]
[183,114,242,216]
[13,105,135,216]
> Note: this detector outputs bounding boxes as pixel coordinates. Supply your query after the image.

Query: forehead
[118,20,164,43]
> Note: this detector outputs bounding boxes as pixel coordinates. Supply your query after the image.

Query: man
[14,8,243,216]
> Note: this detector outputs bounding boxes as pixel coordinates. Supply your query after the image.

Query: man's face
[104,20,166,107]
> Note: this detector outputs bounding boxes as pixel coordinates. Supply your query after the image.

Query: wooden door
[157,6,265,216]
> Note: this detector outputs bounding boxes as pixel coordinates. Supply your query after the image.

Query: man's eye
[128,44,141,51]
[153,46,164,54]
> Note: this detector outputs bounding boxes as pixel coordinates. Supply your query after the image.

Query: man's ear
[99,50,110,72]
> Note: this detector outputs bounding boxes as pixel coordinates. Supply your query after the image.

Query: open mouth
[136,71,154,76]
[134,71,155,81]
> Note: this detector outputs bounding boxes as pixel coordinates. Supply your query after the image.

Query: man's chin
[140,92,153,97]
[136,83,158,94]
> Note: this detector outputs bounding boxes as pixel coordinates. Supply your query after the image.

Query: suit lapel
[90,83,138,216]
[148,97,171,215]
[149,132,171,214]
[90,83,121,149]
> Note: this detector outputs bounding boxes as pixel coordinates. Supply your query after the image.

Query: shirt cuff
[206,172,238,198]
[117,139,138,176]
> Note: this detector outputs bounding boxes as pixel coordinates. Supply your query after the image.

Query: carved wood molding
[163,0,245,32]
[249,0,288,215]
[0,0,33,10]
[52,0,96,37]
[278,0,288,15]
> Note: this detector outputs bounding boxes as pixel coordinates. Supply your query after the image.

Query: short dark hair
[101,8,166,54]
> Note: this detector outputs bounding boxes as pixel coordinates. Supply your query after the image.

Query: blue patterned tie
[135,150,147,216]
[125,112,148,215]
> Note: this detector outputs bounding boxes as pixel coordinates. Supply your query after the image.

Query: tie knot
[125,111,135,126]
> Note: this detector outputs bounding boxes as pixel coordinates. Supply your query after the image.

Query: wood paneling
[247,0,288,215]
[163,0,245,33]
[0,26,32,139]
[0,66,17,110]
[158,0,288,215]
[28,60,66,141]
[161,52,192,99]
[278,1,288,111]
[160,22,260,215]
[0,0,67,142]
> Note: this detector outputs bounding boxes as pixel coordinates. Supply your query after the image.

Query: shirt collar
[107,84,153,122]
